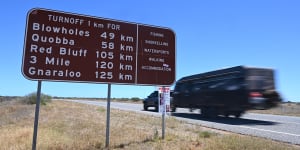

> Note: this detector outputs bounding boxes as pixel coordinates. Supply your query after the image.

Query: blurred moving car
[143,91,159,111]
[171,66,282,117]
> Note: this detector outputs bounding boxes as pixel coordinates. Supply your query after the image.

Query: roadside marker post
[158,86,170,139]
[162,86,166,139]
[162,100,166,139]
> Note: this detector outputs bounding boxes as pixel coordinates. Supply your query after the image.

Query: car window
[150,91,158,97]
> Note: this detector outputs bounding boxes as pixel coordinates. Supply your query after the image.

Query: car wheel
[144,105,148,111]
[155,106,159,112]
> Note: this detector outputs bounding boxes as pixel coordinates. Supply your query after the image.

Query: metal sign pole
[162,108,165,139]
[162,86,166,139]
[105,83,111,148]
[32,80,42,150]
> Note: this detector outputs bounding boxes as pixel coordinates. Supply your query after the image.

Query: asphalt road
[62,100,300,145]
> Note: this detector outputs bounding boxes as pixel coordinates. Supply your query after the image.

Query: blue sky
[0,0,299,102]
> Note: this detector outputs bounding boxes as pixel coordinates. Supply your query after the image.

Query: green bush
[198,131,213,138]
[22,92,52,105]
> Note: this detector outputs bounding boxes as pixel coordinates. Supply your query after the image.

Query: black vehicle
[143,91,159,111]
[143,91,173,112]
[171,66,281,117]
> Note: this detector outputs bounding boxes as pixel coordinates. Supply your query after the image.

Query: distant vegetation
[0,96,21,102]
[115,97,142,102]
[52,96,143,102]
[21,92,52,105]
[249,102,300,117]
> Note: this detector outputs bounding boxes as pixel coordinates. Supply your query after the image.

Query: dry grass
[249,103,300,117]
[0,100,299,150]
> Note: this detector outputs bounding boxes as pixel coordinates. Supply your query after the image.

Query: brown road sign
[22,8,176,85]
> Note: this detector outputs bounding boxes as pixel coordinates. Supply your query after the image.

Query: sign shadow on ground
[171,112,278,126]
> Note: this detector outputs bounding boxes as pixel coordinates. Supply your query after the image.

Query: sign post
[161,86,166,139]
[105,84,111,148]
[32,81,42,150]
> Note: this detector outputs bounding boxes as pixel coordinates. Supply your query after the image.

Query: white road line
[245,113,300,125]
[238,125,300,137]
[242,117,300,125]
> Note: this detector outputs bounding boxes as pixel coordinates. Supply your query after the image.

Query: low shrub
[198,131,213,138]
[22,92,52,105]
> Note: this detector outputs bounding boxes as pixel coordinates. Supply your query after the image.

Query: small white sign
[158,87,170,113]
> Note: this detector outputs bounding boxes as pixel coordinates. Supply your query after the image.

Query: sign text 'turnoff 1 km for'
[22,8,176,85]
